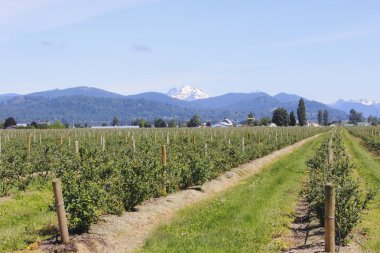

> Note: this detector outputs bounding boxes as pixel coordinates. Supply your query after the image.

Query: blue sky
[0,0,379,103]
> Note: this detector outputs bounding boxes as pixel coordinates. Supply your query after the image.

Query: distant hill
[0,93,20,102]
[274,93,301,103]
[190,92,271,109]
[127,92,190,107]
[27,86,124,99]
[331,99,380,117]
[0,86,348,124]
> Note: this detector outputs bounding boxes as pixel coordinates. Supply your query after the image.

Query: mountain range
[331,99,380,117]
[0,86,376,125]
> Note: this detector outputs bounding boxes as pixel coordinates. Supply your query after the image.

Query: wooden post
[325,183,335,253]
[75,141,79,154]
[28,136,32,155]
[52,178,70,244]
[328,138,333,165]
[132,138,136,155]
[161,145,167,195]
[242,137,245,152]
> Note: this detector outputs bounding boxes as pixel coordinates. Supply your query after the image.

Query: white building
[212,119,234,128]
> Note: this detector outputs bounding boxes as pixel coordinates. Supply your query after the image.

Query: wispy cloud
[40,40,66,49]
[131,44,153,52]
[0,0,159,42]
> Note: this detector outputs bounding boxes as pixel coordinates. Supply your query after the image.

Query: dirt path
[0,195,11,204]
[284,197,362,253]
[42,135,321,253]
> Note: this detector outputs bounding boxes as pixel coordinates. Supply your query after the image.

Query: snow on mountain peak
[167,85,210,101]
[347,99,380,106]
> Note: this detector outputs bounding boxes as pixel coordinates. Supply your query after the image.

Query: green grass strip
[140,136,324,253]
[343,130,380,252]
[0,184,56,253]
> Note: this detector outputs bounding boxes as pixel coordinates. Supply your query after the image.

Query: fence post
[75,141,79,155]
[52,178,70,244]
[325,183,335,253]
[161,145,167,195]
[28,136,32,155]
[328,138,333,165]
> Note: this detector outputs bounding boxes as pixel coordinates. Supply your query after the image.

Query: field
[140,136,324,252]
[1,126,380,252]
[0,127,323,252]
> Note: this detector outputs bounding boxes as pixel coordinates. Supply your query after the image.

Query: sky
[0,0,379,103]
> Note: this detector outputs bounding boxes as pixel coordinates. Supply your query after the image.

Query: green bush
[306,130,374,244]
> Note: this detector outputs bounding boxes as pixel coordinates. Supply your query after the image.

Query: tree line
[269,98,319,126]
[2,101,378,129]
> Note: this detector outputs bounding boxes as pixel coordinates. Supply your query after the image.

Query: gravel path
[43,135,321,253]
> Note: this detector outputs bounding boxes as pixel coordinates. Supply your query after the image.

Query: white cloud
[0,0,158,42]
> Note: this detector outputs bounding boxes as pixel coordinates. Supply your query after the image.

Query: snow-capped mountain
[346,99,380,106]
[331,99,380,117]
[167,85,210,101]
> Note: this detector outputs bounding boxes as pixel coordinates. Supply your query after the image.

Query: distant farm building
[212,119,234,128]
[91,126,140,129]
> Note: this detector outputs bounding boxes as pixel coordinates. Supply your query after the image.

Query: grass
[0,182,56,253]
[343,130,380,252]
[140,136,324,253]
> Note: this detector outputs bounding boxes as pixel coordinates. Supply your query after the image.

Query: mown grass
[140,136,324,253]
[343,130,380,252]
[0,182,56,253]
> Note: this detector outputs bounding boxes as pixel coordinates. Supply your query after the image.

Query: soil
[42,135,320,253]
[284,197,363,253]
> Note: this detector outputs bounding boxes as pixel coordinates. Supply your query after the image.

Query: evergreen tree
[168,119,177,128]
[368,116,378,126]
[112,116,120,126]
[272,108,290,126]
[289,111,296,126]
[323,110,329,126]
[154,118,166,128]
[260,117,271,126]
[246,112,255,126]
[297,98,307,126]
[349,109,364,124]
[187,115,201,127]
[317,110,323,125]
[4,117,17,129]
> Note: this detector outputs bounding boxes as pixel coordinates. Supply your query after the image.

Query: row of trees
[131,118,178,128]
[271,98,310,126]
[2,105,377,129]
[317,110,330,126]
[1,117,69,129]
